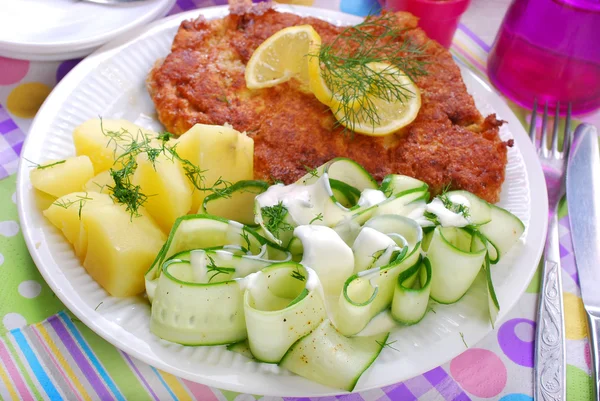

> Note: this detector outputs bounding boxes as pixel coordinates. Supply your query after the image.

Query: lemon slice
[331,62,421,136]
[307,45,363,112]
[245,25,321,90]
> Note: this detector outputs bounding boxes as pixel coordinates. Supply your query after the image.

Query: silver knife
[566,123,600,401]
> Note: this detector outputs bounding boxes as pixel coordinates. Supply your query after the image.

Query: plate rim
[16,4,549,396]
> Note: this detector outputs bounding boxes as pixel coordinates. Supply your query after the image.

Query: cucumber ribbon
[145,158,524,391]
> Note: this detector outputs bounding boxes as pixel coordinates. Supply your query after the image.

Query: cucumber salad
[145,158,525,392]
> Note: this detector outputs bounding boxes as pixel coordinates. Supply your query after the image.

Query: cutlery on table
[566,123,600,401]
[531,100,571,401]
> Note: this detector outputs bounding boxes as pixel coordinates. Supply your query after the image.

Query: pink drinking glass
[380,0,471,49]
[488,0,600,115]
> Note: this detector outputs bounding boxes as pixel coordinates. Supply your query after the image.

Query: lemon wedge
[245,25,321,89]
[329,62,421,136]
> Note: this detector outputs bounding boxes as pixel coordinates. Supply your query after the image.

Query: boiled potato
[84,170,115,194]
[30,156,94,198]
[73,118,157,173]
[132,152,193,234]
[44,192,165,297]
[176,124,254,212]
[43,192,114,259]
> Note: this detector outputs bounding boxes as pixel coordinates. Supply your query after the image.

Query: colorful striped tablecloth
[0,0,597,400]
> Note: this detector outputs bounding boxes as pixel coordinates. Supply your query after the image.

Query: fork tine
[540,102,549,156]
[529,98,538,143]
[551,101,560,156]
[563,103,572,155]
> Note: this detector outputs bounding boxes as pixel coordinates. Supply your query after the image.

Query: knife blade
[566,123,600,400]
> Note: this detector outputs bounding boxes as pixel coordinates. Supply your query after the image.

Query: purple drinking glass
[487,0,600,115]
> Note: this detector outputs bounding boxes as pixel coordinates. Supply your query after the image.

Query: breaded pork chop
[147,6,511,203]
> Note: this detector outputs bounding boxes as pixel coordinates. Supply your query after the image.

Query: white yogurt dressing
[425,194,471,227]
[255,175,330,226]
[294,225,354,296]
[356,189,388,208]
[352,227,398,273]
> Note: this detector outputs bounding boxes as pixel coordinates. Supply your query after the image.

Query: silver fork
[531,100,571,401]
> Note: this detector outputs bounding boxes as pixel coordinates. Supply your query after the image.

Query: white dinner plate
[16,5,548,396]
[0,0,175,61]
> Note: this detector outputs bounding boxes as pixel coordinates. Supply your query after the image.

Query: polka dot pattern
[0,220,20,237]
[56,59,82,83]
[450,348,507,397]
[567,365,592,401]
[0,57,29,85]
[18,280,42,299]
[564,292,588,340]
[3,313,27,331]
[6,82,52,118]
[498,318,535,367]
[499,394,533,401]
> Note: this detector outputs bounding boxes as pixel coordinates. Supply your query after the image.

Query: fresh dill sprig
[165,144,232,197]
[269,176,284,185]
[303,165,319,178]
[99,120,231,219]
[438,194,470,219]
[25,158,66,170]
[459,332,468,349]
[313,13,428,134]
[52,194,93,220]
[309,213,323,224]
[291,267,306,282]
[376,339,400,352]
[240,227,253,254]
[261,201,293,239]
[206,255,232,282]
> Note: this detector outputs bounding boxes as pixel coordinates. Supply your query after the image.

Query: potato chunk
[30,156,94,198]
[132,153,193,234]
[176,124,254,212]
[44,192,165,297]
[84,170,115,195]
[73,118,157,173]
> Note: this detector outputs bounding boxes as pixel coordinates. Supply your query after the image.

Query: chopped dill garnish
[52,194,93,220]
[429,307,436,314]
[376,339,400,352]
[98,119,231,219]
[438,194,470,219]
[157,131,174,142]
[270,176,284,185]
[309,213,324,224]
[311,13,428,134]
[25,158,66,170]
[303,165,319,178]
[206,255,232,282]
[94,302,103,311]
[240,227,252,254]
[459,332,468,349]
[291,267,306,282]
[261,201,293,239]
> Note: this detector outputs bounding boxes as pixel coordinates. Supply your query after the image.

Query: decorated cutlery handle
[534,214,566,401]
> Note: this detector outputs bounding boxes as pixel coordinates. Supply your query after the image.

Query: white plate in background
[0,0,176,61]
